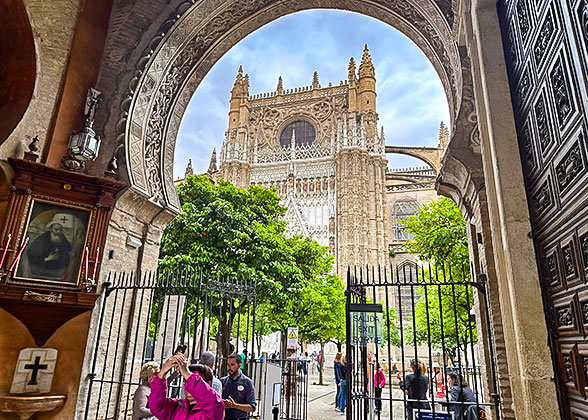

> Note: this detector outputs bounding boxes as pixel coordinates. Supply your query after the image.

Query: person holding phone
[148,353,224,420]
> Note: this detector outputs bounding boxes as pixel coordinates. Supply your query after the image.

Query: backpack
[465,404,487,420]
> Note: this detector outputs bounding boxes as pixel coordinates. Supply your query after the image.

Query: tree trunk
[280,329,287,359]
[219,298,230,376]
[319,341,325,385]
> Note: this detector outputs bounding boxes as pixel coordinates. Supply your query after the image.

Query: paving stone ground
[305,368,406,420]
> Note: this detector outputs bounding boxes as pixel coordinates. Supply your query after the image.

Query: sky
[174,9,450,178]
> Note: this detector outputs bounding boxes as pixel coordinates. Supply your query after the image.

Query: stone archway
[82,1,553,419]
[0,1,36,147]
[96,0,469,215]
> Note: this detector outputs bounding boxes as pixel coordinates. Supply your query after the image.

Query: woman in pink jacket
[149,353,225,420]
[374,362,385,414]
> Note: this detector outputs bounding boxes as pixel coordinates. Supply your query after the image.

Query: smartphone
[174,344,187,355]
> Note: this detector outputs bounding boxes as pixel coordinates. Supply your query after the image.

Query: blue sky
[174,9,449,178]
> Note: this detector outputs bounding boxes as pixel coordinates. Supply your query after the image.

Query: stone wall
[74,190,173,419]
[0,0,83,160]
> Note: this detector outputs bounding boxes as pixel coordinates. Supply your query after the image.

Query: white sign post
[286,327,298,350]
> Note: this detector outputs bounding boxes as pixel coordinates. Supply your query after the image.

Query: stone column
[463,0,560,417]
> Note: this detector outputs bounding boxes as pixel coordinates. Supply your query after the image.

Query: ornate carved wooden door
[500,0,588,416]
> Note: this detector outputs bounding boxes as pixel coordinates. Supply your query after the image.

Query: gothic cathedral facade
[213,45,387,275]
[209,45,446,277]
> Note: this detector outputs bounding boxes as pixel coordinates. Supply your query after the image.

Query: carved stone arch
[436,48,485,218]
[0,0,35,145]
[103,0,466,214]
[398,259,418,269]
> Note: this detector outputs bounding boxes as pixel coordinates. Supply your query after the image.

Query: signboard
[350,304,384,346]
[287,327,298,349]
[273,383,281,406]
[414,410,454,420]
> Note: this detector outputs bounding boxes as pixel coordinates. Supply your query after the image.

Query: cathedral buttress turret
[207,148,218,175]
[312,71,320,89]
[221,65,251,188]
[347,57,358,112]
[229,65,244,130]
[358,44,377,137]
[277,76,283,95]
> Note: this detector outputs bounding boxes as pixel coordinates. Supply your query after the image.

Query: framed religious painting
[9,198,95,288]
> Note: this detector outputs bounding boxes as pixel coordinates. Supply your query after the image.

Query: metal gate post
[83,280,111,419]
[345,267,352,420]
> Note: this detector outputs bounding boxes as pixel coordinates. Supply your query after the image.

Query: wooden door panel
[500,0,588,415]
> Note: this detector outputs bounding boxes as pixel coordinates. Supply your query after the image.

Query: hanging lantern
[61,88,102,172]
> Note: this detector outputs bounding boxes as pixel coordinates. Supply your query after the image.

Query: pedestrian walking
[336,355,348,414]
[132,362,159,420]
[432,362,445,400]
[200,351,223,396]
[396,359,430,420]
[148,354,225,420]
[374,362,385,414]
[333,352,343,411]
[311,351,317,374]
[239,350,247,374]
[221,353,256,420]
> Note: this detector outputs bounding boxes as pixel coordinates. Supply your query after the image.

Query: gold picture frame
[9,197,96,289]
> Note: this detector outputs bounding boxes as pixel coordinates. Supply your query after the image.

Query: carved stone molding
[436,48,484,217]
[107,0,462,213]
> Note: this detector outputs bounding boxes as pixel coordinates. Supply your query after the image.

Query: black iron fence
[83,269,257,420]
[345,263,500,420]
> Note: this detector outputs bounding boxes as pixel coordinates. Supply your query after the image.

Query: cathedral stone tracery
[205,47,446,277]
[210,47,389,274]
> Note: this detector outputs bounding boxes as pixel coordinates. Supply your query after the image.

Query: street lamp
[61,88,102,172]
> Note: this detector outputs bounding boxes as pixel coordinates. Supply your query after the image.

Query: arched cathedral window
[280,120,316,148]
[392,198,420,241]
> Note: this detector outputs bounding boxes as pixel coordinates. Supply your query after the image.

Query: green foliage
[381,304,401,347]
[409,280,477,356]
[401,197,476,356]
[402,197,469,268]
[159,175,345,351]
[259,271,346,348]
[160,175,302,303]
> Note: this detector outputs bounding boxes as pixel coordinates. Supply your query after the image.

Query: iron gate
[83,269,258,420]
[345,263,500,420]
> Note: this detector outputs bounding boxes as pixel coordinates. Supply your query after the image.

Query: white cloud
[174,9,450,177]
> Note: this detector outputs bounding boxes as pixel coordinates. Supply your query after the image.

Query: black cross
[24,356,48,385]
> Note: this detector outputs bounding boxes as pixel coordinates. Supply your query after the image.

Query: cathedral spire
[359,44,375,78]
[231,65,244,98]
[243,74,250,97]
[312,71,319,89]
[348,57,357,83]
[277,76,283,94]
[207,149,217,175]
[184,158,194,178]
[438,121,450,148]
[380,126,385,142]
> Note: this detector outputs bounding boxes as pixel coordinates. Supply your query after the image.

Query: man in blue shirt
[221,353,256,419]
[199,351,223,396]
